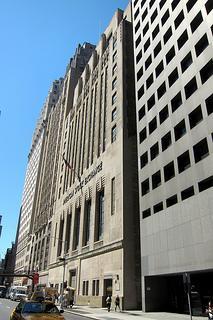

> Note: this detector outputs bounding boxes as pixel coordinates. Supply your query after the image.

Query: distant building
[0,243,16,286]
[0,259,5,285]
[132,0,213,313]
[14,79,63,284]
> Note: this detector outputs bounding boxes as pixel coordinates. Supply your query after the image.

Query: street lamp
[44,235,68,307]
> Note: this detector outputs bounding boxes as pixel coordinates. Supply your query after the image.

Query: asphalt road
[0,298,90,320]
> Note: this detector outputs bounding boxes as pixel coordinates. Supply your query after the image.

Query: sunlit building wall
[47,4,141,310]
[14,80,63,284]
[28,43,95,285]
[132,0,213,313]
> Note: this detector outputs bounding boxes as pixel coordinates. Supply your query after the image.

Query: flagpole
[60,154,81,183]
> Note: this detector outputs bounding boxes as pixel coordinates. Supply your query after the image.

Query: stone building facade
[28,43,95,285]
[47,5,141,310]
[132,0,213,313]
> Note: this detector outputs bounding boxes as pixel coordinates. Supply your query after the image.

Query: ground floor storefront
[47,243,140,310]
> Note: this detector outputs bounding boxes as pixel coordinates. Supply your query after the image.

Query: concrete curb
[64,307,99,319]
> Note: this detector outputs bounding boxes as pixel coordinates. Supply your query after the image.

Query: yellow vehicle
[10,300,65,319]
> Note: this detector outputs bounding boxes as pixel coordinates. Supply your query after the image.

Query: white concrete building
[132,0,213,314]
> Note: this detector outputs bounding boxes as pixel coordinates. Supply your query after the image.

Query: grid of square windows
[134,0,213,219]
[142,172,213,218]
[134,3,205,80]
[140,134,212,198]
[141,135,212,215]
[138,96,212,170]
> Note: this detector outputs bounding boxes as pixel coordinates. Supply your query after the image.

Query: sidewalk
[64,305,207,320]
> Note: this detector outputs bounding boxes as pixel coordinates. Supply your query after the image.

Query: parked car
[0,285,7,298]
[11,287,27,301]
[10,300,65,320]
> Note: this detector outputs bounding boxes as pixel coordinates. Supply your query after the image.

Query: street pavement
[0,298,208,320]
[64,305,208,320]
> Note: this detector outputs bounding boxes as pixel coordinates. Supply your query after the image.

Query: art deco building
[28,43,95,284]
[14,80,63,284]
[132,0,213,313]
[47,4,141,310]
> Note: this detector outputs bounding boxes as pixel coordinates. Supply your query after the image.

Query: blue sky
[0,0,129,258]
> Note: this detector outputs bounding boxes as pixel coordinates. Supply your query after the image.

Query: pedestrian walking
[207,301,213,319]
[115,294,121,311]
[106,295,112,312]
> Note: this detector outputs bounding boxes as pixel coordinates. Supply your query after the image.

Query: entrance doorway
[104,278,112,306]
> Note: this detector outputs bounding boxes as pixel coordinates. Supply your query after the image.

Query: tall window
[54,223,57,247]
[65,213,72,253]
[92,279,100,296]
[111,178,115,215]
[95,190,104,241]
[57,219,64,257]
[87,90,94,168]
[73,208,81,250]
[82,280,89,295]
[103,68,108,152]
[91,84,98,165]
[83,200,91,246]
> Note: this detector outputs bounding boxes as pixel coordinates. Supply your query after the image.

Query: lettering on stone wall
[63,162,103,205]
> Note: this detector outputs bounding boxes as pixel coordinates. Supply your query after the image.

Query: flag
[62,155,73,170]
[62,155,81,183]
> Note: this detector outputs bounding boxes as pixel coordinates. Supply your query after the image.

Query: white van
[11,286,27,301]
